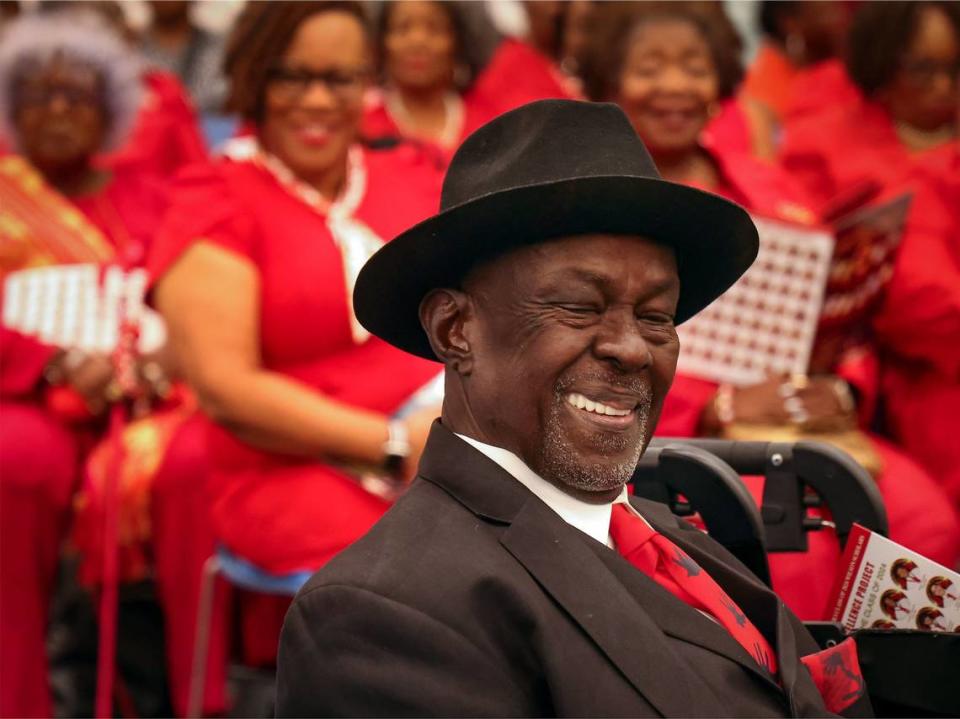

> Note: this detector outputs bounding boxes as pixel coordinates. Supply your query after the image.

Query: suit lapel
[640,500,808,707]
[418,425,721,716]
[500,497,727,718]
[589,537,780,686]
[418,425,803,715]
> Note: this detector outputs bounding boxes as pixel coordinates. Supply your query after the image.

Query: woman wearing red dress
[151,3,443,712]
[874,141,960,507]
[583,4,960,620]
[781,2,960,510]
[0,10,173,717]
[362,1,495,159]
[780,2,959,208]
[740,2,858,142]
[364,1,578,164]
[471,0,584,113]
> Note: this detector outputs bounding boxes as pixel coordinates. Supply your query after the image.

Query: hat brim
[355,175,759,360]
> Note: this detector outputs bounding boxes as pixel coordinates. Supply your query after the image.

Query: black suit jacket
[277,423,849,717]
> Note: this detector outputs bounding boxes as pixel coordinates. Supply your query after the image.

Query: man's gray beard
[537,385,653,493]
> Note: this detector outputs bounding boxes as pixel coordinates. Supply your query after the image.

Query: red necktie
[609,503,779,678]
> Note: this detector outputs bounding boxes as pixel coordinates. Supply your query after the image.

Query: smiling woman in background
[362,0,493,157]
[780,1,960,514]
[781,0,959,204]
[583,2,960,621]
[149,3,443,710]
[363,0,578,163]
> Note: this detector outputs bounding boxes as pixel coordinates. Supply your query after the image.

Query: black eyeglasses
[899,58,960,88]
[15,82,102,110]
[265,66,370,102]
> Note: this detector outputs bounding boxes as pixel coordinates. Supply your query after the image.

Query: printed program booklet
[826,523,960,632]
[676,194,911,387]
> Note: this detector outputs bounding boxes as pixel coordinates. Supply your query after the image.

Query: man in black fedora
[275,100,869,718]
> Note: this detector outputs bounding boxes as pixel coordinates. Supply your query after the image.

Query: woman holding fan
[0,9,173,716]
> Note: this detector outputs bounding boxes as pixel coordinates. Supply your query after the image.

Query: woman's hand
[715,374,856,432]
[48,350,116,416]
[789,376,857,432]
[135,341,179,403]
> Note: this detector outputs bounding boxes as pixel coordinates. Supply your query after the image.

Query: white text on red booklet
[826,524,960,632]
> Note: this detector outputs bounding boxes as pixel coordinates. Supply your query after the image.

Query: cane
[94,287,141,719]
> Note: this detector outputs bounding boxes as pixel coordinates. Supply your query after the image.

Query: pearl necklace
[894,120,956,153]
[384,89,465,150]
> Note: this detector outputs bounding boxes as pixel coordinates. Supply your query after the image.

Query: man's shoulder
[294,476,514,606]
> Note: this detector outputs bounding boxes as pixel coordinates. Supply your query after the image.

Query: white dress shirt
[456,433,649,548]
[456,433,722,625]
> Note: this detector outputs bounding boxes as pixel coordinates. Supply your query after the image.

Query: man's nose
[592,309,653,372]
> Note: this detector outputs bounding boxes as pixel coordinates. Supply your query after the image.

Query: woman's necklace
[222,136,366,218]
[895,120,956,153]
[220,136,379,344]
[385,89,465,150]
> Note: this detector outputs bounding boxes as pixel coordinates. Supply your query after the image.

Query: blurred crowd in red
[0,1,958,716]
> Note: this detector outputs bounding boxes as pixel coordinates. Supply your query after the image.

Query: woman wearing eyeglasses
[149,3,443,712]
[781,1,960,515]
[781,1,959,203]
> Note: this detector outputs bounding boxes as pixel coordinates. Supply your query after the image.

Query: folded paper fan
[677,215,834,386]
[2,263,166,354]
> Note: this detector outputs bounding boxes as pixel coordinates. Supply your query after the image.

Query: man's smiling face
[461,234,681,500]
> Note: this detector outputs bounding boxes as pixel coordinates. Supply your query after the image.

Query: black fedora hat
[354,99,758,360]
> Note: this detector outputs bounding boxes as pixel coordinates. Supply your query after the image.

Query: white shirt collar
[456,433,643,547]
[455,434,719,623]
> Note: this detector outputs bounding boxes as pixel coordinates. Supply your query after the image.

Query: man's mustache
[555,370,653,404]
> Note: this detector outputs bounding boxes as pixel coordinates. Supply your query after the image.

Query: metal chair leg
[187,555,220,718]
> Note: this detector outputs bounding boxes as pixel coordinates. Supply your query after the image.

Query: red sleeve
[0,326,56,398]
[714,148,818,219]
[833,346,880,427]
[102,71,207,179]
[147,161,258,283]
[360,98,401,143]
[704,99,752,156]
[785,60,862,122]
[654,374,719,438]
[872,181,960,378]
[778,113,843,210]
[469,39,577,117]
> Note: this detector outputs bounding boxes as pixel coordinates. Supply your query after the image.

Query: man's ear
[419,288,474,374]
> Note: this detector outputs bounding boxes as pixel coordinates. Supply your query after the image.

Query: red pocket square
[801,637,866,714]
